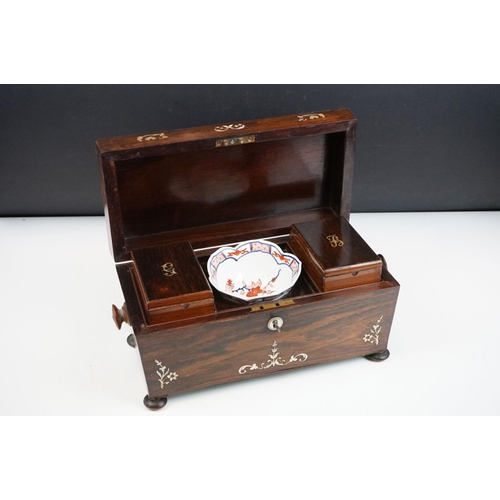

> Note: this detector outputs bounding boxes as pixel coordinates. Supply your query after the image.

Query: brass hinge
[251,299,294,312]
[215,135,255,147]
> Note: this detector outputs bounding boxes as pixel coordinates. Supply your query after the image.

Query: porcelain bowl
[207,239,302,303]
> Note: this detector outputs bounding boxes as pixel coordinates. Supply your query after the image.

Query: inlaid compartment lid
[290,218,381,278]
[97,109,357,262]
[132,241,212,310]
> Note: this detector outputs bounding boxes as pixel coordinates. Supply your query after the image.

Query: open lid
[97,108,357,262]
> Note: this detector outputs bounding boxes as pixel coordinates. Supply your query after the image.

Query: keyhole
[267,317,284,332]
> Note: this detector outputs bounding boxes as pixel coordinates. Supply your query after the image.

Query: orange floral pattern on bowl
[207,239,302,303]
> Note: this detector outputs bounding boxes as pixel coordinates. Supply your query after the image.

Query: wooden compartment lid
[97,109,357,262]
[131,241,213,310]
[289,217,382,291]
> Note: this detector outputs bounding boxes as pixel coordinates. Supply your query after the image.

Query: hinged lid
[289,217,382,292]
[97,108,357,262]
[131,241,213,309]
[130,241,215,324]
[290,218,382,279]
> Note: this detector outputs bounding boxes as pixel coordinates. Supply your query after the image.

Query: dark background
[1,84,499,216]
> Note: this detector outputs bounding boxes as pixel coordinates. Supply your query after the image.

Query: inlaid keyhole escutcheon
[267,317,284,333]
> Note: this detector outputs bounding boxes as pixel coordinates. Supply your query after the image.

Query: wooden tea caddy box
[97,108,400,410]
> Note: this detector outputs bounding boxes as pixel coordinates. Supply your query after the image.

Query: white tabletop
[1,212,499,416]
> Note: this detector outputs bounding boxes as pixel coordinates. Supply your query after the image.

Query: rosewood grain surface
[96,108,356,156]
[116,263,146,331]
[137,282,399,398]
[131,242,215,324]
[132,242,212,308]
[97,109,357,262]
[127,208,333,256]
[290,216,382,291]
[116,135,328,240]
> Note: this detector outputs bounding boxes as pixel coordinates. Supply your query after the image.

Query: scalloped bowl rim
[207,239,302,303]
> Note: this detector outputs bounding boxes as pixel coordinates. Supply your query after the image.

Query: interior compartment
[197,239,319,314]
[129,213,386,324]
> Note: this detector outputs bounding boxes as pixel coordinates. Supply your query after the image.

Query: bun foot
[127,334,136,348]
[143,395,168,411]
[365,349,390,362]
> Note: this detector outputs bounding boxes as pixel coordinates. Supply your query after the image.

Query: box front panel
[136,285,399,398]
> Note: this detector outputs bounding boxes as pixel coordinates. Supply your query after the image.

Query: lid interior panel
[114,133,345,247]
